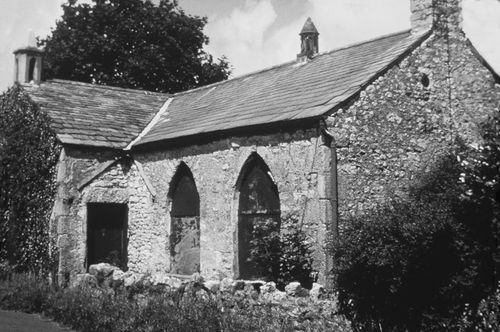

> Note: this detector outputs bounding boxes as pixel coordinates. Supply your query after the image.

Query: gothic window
[168,162,200,274]
[15,58,19,82]
[237,153,280,280]
[28,57,36,82]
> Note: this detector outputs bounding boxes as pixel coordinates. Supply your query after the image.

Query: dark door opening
[87,203,128,271]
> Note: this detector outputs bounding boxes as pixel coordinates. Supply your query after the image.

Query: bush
[249,214,315,289]
[0,273,53,313]
[46,287,140,332]
[332,144,498,331]
[459,283,500,331]
[278,216,316,289]
[0,260,14,281]
[0,85,60,275]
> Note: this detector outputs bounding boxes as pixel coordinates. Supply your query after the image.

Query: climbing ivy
[0,85,60,275]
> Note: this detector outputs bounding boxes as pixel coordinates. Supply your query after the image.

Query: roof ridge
[173,29,415,98]
[42,29,419,99]
[48,79,170,96]
[319,29,414,56]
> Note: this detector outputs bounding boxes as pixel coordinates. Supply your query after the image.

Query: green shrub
[46,287,140,332]
[0,85,60,275]
[332,142,498,331]
[0,273,52,313]
[248,218,281,281]
[458,283,500,331]
[0,260,13,281]
[1,273,351,331]
[278,215,315,289]
[249,214,315,289]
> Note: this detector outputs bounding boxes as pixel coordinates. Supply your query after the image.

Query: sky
[0,0,499,93]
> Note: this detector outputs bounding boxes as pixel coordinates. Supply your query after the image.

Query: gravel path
[0,310,73,332]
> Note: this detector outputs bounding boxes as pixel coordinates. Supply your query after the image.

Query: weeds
[0,273,350,332]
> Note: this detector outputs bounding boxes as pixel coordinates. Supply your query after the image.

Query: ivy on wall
[0,85,60,274]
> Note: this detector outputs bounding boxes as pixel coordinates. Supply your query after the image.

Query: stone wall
[53,127,334,284]
[52,147,157,282]
[135,127,331,282]
[51,23,500,288]
[327,28,500,228]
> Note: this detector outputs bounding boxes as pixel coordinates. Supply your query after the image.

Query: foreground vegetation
[0,86,60,274]
[0,273,351,332]
[332,116,500,331]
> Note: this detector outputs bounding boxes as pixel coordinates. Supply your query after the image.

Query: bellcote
[13,35,44,85]
[297,17,319,61]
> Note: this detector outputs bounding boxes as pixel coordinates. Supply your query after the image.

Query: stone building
[15,0,500,286]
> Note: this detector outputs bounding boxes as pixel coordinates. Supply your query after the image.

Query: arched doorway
[236,153,280,280]
[168,162,200,274]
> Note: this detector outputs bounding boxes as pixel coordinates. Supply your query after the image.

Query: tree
[0,85,60,274]
[39,0,231,93]
[332,119,500,331]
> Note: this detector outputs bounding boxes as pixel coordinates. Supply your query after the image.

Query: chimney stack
[13,32,44,85]
[411,0,463,34]
[297,17,319,61]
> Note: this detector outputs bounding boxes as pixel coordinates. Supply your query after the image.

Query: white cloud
[306,0,410,49]
[205,0,500,77]
[272,0,410,70]
[206,0,410,76]
[205,0,277,74]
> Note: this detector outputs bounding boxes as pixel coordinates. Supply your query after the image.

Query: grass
[0,273,352,332]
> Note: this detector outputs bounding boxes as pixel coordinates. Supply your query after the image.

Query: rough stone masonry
[42,0,499,287]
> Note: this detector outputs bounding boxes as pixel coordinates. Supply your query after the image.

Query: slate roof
[23,29,430,149]
[23,80,168,148]
[137,29,429,146]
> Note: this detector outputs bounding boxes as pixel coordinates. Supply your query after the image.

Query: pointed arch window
[237,153,280,280]
[28,57,36,82]
[15,58,19,82]
[168,162,200,275]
